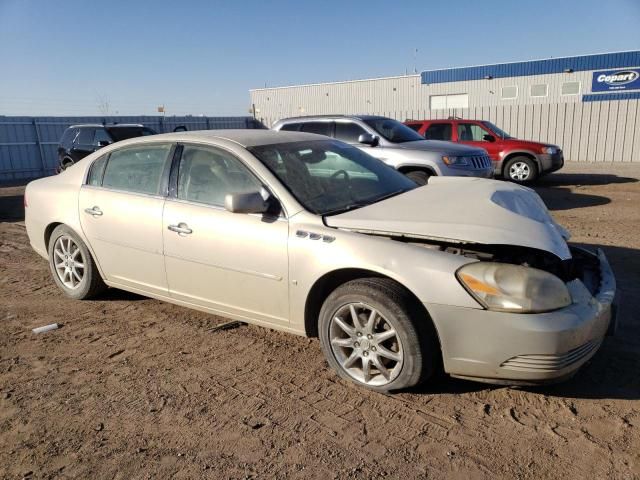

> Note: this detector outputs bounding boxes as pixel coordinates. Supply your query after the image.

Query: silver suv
[272,115,493,184]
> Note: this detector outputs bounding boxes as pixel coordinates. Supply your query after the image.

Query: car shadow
[538,172,638,187]
[98,288,147,302]
[410,242,640,400]
[534,186,611,211]
[532,172,638,211]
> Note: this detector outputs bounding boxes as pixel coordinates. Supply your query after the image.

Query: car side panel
[287,212,480,335]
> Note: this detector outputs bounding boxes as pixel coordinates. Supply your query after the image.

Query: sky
[0,0,639,117]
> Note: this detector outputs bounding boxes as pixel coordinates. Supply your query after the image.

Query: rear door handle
[84,206,103,216]
[168,222,192,235]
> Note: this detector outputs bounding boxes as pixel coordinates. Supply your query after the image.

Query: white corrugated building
[250,51,640,162]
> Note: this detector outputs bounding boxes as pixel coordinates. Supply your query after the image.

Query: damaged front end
[393,237,603,297]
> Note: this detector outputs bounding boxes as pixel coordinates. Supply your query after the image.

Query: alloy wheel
[509,161,531,181]
[53,235,85,289]
[329,302,404,386]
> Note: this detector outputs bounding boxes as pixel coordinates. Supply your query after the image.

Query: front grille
[467,155,492,169]
[500,340,601,372]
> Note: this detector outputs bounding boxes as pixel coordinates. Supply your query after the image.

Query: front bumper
[440,165,494,179]
[427,248,616,384]
[537,151,564,174]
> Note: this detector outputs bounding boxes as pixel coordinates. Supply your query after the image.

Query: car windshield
[107,127,157,141]
[362,118,425,143]
[482,121,513,139]
[249,139,416,216]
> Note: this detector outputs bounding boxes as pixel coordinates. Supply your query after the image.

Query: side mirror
[98,140,111,147]
[224,191,269,214]
[358,133,379,147]
[483,134,496,142]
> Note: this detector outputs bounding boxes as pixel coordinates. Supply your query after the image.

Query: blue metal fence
[0,115,264,182]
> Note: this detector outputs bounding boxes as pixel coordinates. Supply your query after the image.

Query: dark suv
[57,124,157,171]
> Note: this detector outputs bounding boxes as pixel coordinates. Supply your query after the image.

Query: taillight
[23,193,28,208]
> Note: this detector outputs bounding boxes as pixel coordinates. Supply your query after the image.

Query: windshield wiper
[368,188,410,204]
[322,202,370,217]
[322,189,409,217]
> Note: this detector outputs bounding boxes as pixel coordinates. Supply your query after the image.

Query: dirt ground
[1,162,639,480]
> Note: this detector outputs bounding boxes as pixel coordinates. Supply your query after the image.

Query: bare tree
[96,92,110,115]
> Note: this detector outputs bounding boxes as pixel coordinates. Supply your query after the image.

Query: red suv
[404,119,564,183]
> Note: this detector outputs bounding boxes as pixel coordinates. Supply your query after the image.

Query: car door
[334,120,392,163]
[455,122,501,161]
[78,143,174,296]
[162,144,289,325]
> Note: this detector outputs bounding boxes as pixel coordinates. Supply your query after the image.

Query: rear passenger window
[334,122,367,143]
[280,123,300,131]
[102,145,172,195]
[76,128,95,145]
[87,155,108,186]
[94,128,112,146]
[424,123,452,141]
[405,124,421,132]
[299,122,332,137]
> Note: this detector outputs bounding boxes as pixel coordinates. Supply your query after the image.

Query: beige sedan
[25,130,615,391]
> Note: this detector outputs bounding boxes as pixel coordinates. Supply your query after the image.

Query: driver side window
[177,146,262,207]
[457,123,489,142]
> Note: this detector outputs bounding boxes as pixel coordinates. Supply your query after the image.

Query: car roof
[113,129,330,148]
[278,114,388,122]
[68,123,146,129]
[406,118,484,122]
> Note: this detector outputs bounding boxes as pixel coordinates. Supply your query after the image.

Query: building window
[429,93,469,110]
[501,86,518,100]
[561,81,581,96]
[530,84,548,97]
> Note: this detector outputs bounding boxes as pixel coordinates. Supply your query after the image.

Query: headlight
[456,262,571,313]
[442,155,470,167]
[541,146,557,154]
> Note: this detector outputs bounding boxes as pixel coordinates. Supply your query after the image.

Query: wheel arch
[44,222,64,250]
[43,221,107,281]
[501,151,540,175]
[303,268,440,350]
[397,164,437,176]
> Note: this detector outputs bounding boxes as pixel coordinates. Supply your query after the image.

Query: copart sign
[592,68,640,92]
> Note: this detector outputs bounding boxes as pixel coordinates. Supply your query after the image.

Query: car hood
[325,177,572,260]
[504,139,559,150]
[392,139,487,156]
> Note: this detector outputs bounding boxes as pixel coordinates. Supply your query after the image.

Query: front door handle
[84,206,103,216]
[168,222,193,235]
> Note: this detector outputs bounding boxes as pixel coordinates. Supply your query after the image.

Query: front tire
[405,170,432,185]
[48,225,106,300]
[318,278,438,392]
[504,156,538,183]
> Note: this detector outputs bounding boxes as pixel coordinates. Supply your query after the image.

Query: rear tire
[504,156,538,183]
[405,170,432,185]
[60,158,74,171]
[318,278,438,392]
[48,225,106,300]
